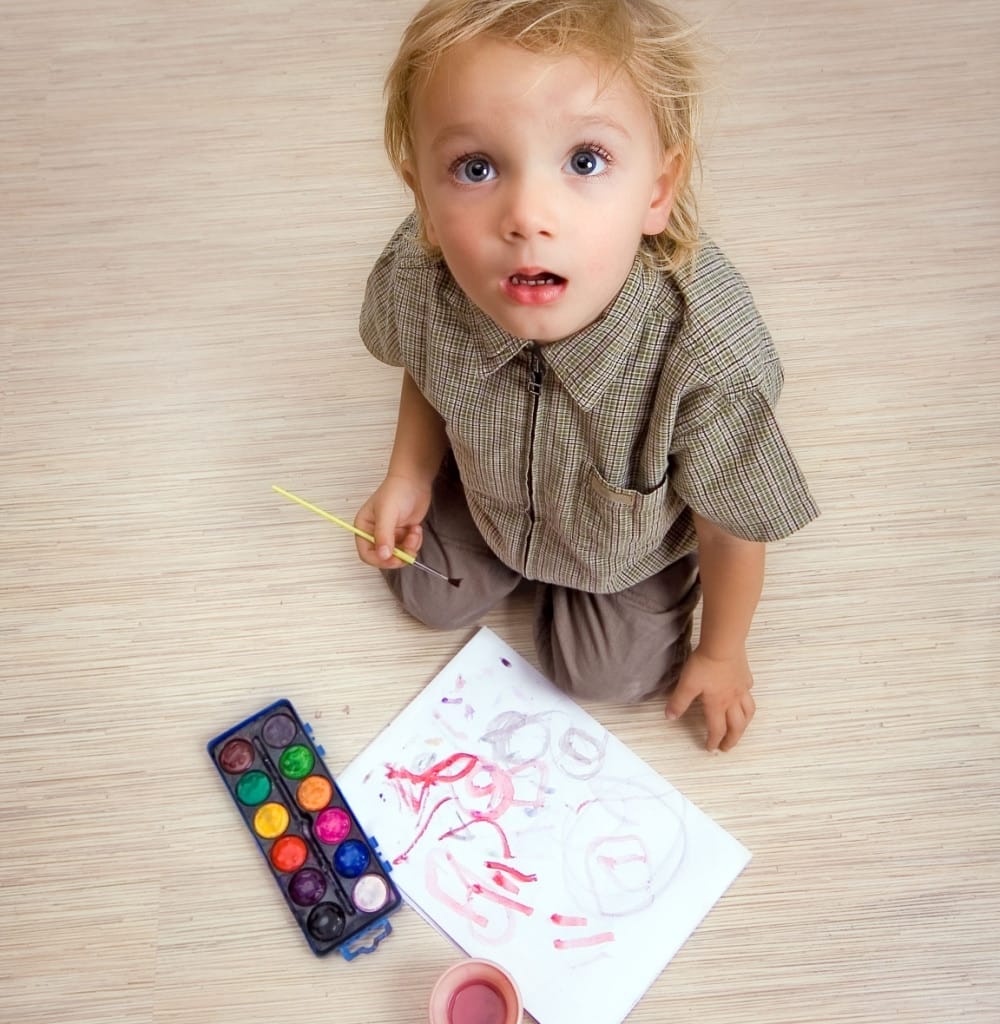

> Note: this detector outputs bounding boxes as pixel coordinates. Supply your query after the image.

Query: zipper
[524,345,544,572]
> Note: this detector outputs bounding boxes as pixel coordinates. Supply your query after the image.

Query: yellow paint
[253,802,290,840]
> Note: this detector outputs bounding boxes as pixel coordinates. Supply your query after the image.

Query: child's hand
[354,474,433,570]
[664,647,756,753]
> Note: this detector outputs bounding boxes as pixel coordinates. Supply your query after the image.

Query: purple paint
[262,712,297,748]
[288,868,327,907]
[501,658,511,667]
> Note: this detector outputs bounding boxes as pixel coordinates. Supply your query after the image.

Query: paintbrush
[272,485,461,588]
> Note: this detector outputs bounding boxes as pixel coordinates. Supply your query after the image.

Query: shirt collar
[447,256,665,412]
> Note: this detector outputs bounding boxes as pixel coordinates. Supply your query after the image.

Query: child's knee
[382,568,488,632]
[550,654,670,704]
[544,616,693,705]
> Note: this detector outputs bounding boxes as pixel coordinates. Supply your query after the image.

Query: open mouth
[508,272,566,287]
[503,269,568,307]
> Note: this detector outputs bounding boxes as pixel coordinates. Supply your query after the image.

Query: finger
[398,524,423,557]
[704,703,728,753]
[718,705,746,752]
[365,505,401,563]
[719,693,755,752]
[664,675,700,721]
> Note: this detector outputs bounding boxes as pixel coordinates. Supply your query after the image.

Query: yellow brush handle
[271,485,417,565]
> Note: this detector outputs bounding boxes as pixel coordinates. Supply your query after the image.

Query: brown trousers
[383,456,701,704]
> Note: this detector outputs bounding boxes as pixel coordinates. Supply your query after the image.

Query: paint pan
[428,959,523,1024]
[208,699,401,958]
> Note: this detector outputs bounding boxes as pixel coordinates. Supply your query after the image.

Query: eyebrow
[429,113,633,152]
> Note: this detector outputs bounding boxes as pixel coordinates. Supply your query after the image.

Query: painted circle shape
[352,873,389,913]
[288,868,327,907]
[307,902,346,943]
[296,775,333,812]
[253,802,290,840]
[270,834,308,873]
[279,744,314,780]
[218,738,254,774]
[235,770,271,806]
[314,807,351,845]
[333,839,370,878]
[261,712,297,748]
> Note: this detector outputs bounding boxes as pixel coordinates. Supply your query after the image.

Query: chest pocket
[568,465,684,569]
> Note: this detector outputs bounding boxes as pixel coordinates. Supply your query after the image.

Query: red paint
[550,913,587,926]
[491,871,519,893]
[554,932,615,950]
[386,753,479,812]
[598,852,646,869]
[270,835,308,873]
[439,816,513,858]
[448,981,507,1024]
[485,861,537,883]
[426,850,534,939]
[393,797,452,865]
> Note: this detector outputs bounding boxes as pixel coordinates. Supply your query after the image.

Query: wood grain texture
[2,1,997,1021]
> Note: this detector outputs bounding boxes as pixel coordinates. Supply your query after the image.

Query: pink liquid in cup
[449,981,506,1024]
[428,959,522,1024]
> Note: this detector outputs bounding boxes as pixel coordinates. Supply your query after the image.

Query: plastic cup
[428,958,523,1024]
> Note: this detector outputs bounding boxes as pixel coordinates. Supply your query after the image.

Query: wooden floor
[3,1,997,1022]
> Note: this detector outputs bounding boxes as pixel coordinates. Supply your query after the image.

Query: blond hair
[384,0,704,272]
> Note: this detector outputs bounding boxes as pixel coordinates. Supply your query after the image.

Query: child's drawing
[340,628,750,1024]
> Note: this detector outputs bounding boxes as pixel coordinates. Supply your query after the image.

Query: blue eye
[566,148,609,176]
[454,156,496,184]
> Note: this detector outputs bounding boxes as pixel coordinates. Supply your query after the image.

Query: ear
[642,147,683,236]
[402,160,438,247]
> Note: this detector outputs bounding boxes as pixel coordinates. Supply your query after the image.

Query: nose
[499,172,556,241]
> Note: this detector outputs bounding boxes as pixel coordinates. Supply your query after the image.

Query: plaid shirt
[360,214,818,593]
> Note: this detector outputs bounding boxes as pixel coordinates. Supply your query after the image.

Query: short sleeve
[671,385,819,542]
[358,216,422,367]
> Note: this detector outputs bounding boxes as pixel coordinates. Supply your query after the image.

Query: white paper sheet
[340,628,750,1024]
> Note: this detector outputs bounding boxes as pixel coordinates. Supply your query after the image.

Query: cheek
[431,208,483,262]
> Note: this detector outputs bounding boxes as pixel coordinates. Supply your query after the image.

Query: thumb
[368,505,398,562]
[665,674,700,722]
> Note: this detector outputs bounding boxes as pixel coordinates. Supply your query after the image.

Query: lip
[501,267,568,307]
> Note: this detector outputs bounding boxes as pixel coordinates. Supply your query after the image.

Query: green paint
[236,770,271,805]
[279,744,315,780]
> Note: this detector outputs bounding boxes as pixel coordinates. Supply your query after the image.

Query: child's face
[405,37,679,344]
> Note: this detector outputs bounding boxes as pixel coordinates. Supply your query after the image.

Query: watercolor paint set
[208,699,401,958]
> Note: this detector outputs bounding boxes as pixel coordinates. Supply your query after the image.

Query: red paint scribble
[385,753,478,814]
[392,797,453,865]
[427,851,534,927]
[550,913,588,926]
[486,861,537,883]
[554,932,615,950]
[598,853,646,869]
[492,871,519,893]
[425,851,490,929]
[464,761,516,820]
[432,710,469,742]
[440,816,513,858]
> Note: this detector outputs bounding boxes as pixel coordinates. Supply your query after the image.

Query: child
[353,0,818,753]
